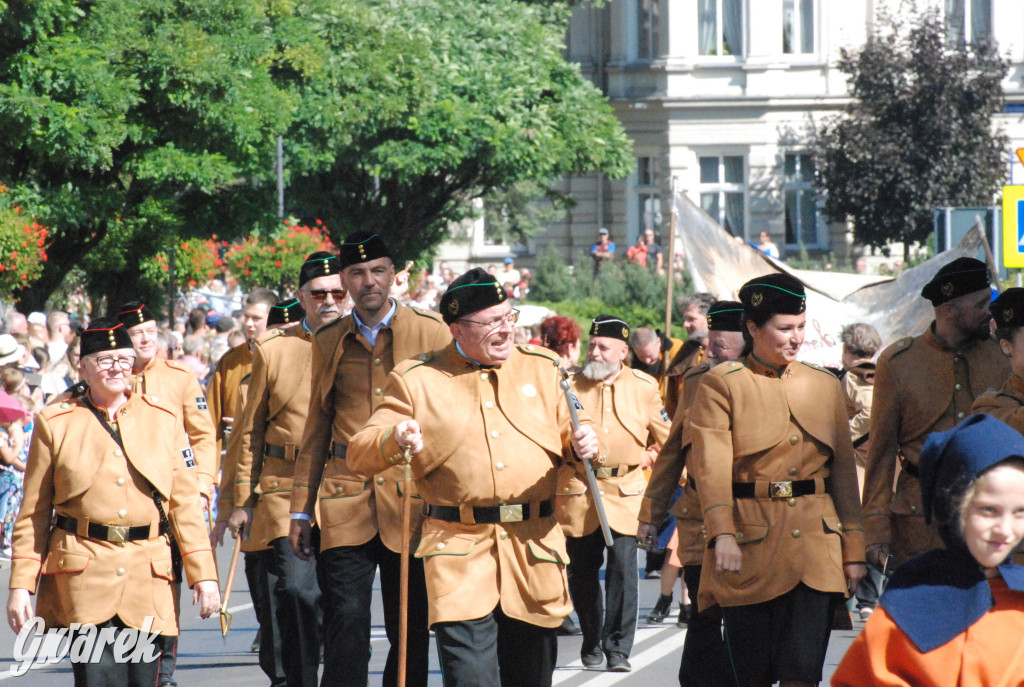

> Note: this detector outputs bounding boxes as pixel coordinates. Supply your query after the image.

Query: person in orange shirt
[832,413,1024,687]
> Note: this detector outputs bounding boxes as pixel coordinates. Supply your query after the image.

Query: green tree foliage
[814,8,1008,259]
[284,0,632,263]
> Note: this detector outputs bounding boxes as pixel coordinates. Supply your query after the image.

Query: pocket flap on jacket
[151,557,174,582]
[415,530,476,558]
[42,551,90,575]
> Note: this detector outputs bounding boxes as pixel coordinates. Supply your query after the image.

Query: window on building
[699,155,745,238]
[637,0,660,61]
[698,0,742,57]
[946,0,992,45]
[783,0,815,54]
[636,157,662,236]
[783,153,822,248]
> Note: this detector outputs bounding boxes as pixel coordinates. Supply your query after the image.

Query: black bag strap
[82,398,182,582]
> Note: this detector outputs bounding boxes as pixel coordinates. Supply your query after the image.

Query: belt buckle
[595,467,613,479]
[499,505,524,523]
[107,525,130,543]
[770,481,794,499]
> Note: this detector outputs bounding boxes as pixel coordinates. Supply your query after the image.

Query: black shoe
[677,603,692,627]
[647,594,673,623]
[606,652,632,673]
[157,681,177,687]
[250,628,261,653]
[645,569,661,579]
[558,616,582,636]
[581,647,604,669]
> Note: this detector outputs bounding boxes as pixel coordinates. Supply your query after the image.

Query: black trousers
[317,534,429,687]
[70,616,160,687]
[268,537,322,687]
[433,606,557,687]
[679,565,730,687]
[565,528,638,657]
[156,580,180,685]
[245,549,287,687]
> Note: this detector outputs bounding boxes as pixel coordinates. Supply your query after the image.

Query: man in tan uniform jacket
[289,233,450,687]
[7,318,219,686]
[117,300,219,686]
[863,258,1008,569]
[348,267,600,687]
[638,300,744,687]
[206,287,277,462]
[558,315,670,673]
[229,256,339,687]
[661,292,717,417]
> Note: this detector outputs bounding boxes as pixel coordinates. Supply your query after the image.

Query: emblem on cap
[1005,307,1014,324]
[447,299,459,316]
[941,282,954,297]
[621,326,628,338]
[751,291,763,308]
[799,299,806,313]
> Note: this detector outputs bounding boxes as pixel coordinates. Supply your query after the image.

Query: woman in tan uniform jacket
[689,274,866,687]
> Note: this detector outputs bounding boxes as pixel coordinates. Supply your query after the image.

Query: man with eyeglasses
[219,254,342,686]
[7,318,220,685]
[289,232,449,687]
[557,315,671,673]
[117,300,218,687]
[348,267,600,687]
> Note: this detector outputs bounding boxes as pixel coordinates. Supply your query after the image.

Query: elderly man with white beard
[555,315,671,673]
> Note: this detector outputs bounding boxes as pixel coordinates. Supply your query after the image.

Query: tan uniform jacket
[690,357,865,610]
[234,325,313,544]
[290,303,450,553]
[557,367,669,537]
[348,343,591,628]
[972,374,1024,433]
[216,375,271,552]
[640,364,711,566]
[862,327,1007,563]
[10,394,217,634]
[131,358,218,497]
[207,343,253,463]
[663,340,705,418]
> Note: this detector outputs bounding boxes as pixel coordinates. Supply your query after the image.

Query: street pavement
[0,544,861,685]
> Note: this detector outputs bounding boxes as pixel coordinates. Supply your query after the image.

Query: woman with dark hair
[832,414,1024,685]
[540,315,582,371]
[689,273,866,687]
[973,287,1024,431]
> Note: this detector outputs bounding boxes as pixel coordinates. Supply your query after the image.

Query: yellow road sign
[1003,185,1024,268]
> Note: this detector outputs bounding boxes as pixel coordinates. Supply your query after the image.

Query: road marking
[552,626,685,684]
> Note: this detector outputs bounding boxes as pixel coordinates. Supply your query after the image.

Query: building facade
[440,0,1024,271]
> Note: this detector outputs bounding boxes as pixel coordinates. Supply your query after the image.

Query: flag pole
[664,176,678,335]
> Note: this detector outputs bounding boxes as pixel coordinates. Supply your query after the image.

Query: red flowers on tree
[0,183,50,300]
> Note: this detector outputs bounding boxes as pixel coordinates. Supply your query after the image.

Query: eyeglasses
[90,355,136,371]
[307,289,347,303]
[458,309,520,332]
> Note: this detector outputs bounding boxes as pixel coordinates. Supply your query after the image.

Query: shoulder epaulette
[630,368,657,385]
[163,359,192,374]
[255,329,284,347]
[683,362,713,380]
[140,394,177,417]
[399,351,434,377]
[882,336,915,360]
[318,315,344,333]
[994,391,1024,406]
[409,307,443,324]
[517,344,559,366]
[709,361,745,378]
[799,361,840,379]
[42,398,79,419]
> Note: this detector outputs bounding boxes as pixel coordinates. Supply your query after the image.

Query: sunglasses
[307,289,346,303]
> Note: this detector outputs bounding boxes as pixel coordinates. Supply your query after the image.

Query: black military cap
[739,273,806,316]
[589,314,630,342]
[706,300,744,332]
[80,317,134,357]
[921,257,990,306]
[267,298,305,327]
[440,267,508,324]
[991,288,1024,329]
[116,300,157,329]
[299,251,342,288]
[338,231,392,269]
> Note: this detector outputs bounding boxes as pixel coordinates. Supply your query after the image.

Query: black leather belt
[264,443,298,461]
[900,458,919,478]
[594,464,638,479]
[56,514,163,543]
[688,477,823,499]
[331,443,347,460]
[423,499,554,524]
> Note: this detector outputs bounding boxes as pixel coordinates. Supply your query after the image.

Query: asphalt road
[0,544,860,685]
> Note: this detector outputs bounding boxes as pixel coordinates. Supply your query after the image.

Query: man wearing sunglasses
[225,252,343,686]
[348,267,600,687]
[290,232,450,687]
